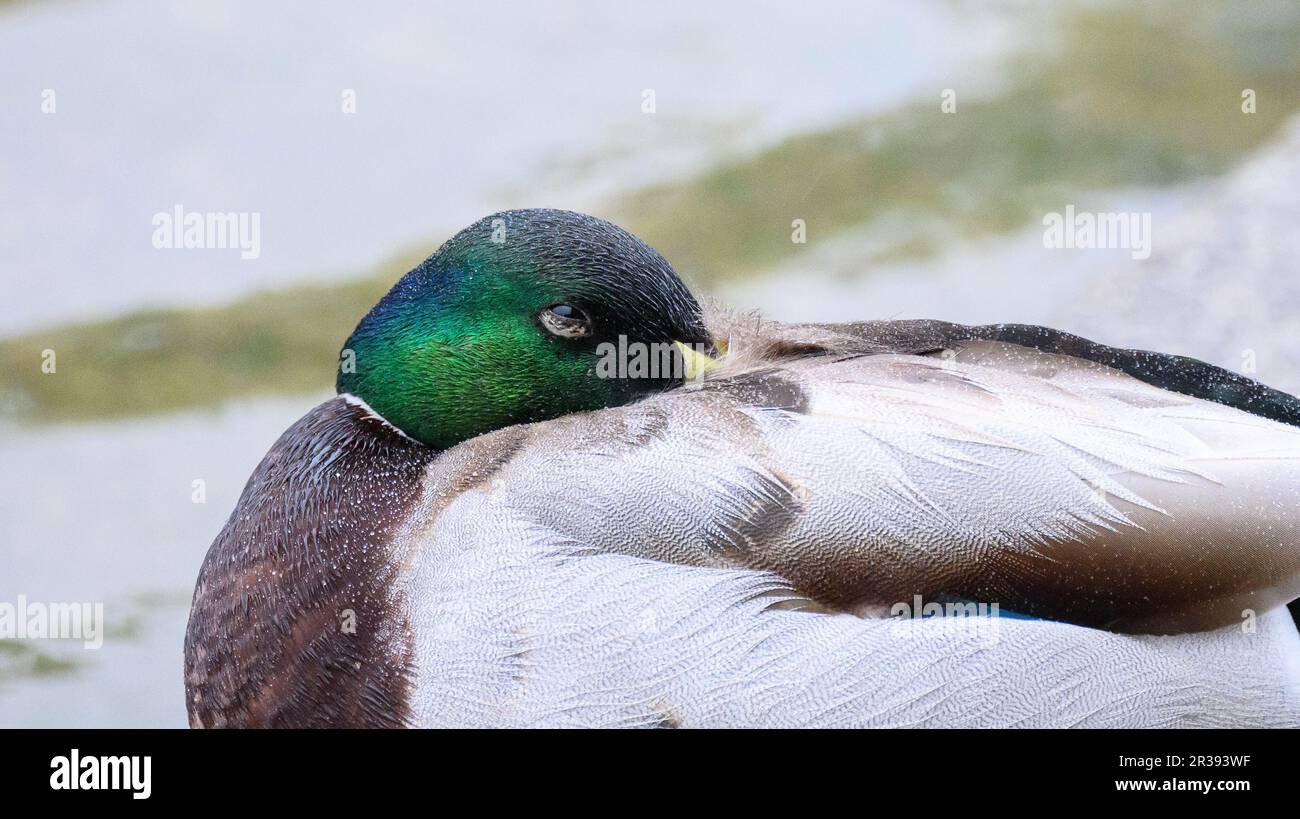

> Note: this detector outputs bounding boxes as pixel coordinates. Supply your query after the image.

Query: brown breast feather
[183,397,435,728]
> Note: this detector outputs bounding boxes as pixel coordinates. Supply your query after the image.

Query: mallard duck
[184,209,1300,728]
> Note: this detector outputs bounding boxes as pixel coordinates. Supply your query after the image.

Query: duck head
[337,209,716,449]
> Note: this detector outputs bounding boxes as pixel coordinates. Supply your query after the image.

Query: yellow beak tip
[673,340,720,381]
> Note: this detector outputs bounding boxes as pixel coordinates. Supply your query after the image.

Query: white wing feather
[398,342,1300,726]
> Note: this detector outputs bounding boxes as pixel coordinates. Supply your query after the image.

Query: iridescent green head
[336,209,714,449]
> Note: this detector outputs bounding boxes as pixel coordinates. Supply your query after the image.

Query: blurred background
[2,0,1299,726]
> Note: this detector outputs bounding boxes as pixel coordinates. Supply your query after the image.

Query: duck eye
[539,303,593,338]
